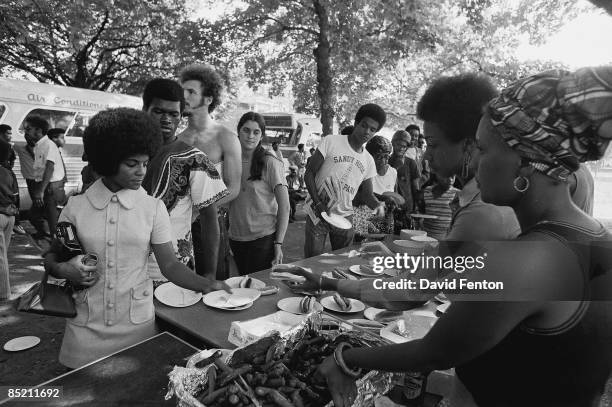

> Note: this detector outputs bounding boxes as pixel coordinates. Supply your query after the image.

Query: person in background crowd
[420,174,458,239]
[352,136,404,238]
[47,128,68,205]
[0,125,16,170]
[270,141,284,161]
[0,124,25,235]
[141,79,228,282]
[283,67,612,407]
[15,117,48,246]
[340,125,354,136]
[178,63,241,279]
[389,130,420,218]
[303,104,385,257]
[405,123,429,186]
[229,112,289,274]
[0,141,18,300]
[307,147,316,166]
[31,119,66,241]
[289,143,308,190]
[44,108,229,369]
[47,128,66,150]
[80,150,99,192]
[286,166,300,223]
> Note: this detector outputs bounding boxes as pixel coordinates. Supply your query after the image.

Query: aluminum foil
[166,310,402,407]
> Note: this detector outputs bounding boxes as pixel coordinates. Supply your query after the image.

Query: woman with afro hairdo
[44,108,229,368]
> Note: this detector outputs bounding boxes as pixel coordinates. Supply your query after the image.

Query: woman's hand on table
[62,255,99,287]
[274,265,323,291]
[318,355,358,407]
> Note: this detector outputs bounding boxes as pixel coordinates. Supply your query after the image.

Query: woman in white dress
[44,108,228,368]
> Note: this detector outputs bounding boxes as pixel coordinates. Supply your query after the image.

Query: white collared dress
[57,179,173,368]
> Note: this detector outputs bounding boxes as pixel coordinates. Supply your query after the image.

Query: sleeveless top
[456,220,612,406]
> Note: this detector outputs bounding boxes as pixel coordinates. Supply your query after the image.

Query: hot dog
[239,276,253,288]
[333,293,351,311]
[300,296,316,313]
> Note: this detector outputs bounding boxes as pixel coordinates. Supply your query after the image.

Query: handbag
[16,268,76,318]
[16,221,86,318]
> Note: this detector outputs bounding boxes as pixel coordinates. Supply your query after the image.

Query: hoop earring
[513,176,530,193]
[461,152,471,179]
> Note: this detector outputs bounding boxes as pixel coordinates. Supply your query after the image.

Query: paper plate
[320,296,365,314]
[348,264,384,277]
[225,276,266,290]
[202,288,261,311]
[4,336,41,352]
[154,282,202,307]
[321,212,352,229]
[277,297,323,315]
[364,307,404,324]
[383,268,404,277]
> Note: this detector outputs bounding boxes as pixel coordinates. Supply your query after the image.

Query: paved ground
[1,168,611,387]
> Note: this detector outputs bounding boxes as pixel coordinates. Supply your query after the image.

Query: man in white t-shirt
[26,117,66,240]
[304,104,386,257]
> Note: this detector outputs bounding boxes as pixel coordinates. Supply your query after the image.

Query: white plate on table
[154,282,202,307]
[383,269,405,277]
[277,297,323,315]
[348,264,384,277]
[364,307,404,324]
[380,314,437,343]
[321,212,352,229]
[203,288,260,311]
[225,276,266,290]
[320,296,365,314]
[4,336,40,352]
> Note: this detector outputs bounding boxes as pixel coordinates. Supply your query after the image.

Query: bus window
[65,111,94,138]
[19,108,76,133]
[0,104,6,121]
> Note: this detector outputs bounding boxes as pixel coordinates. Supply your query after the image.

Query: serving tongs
[321,311,395,345]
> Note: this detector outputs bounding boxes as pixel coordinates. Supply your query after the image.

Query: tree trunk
[312,0,334,136]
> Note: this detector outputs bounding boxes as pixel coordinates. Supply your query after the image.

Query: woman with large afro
[44,108,229,368]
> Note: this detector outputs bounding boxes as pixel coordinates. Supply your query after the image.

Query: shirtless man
[178,64,241,279]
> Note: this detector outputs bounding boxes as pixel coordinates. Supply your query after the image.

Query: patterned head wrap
[487,67,612,180]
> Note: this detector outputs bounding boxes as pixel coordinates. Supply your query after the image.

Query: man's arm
[304,150,326,216]
[359,178,382,210]
[215,128,242,205]
[33,161,54,206]
[199,203,220,278]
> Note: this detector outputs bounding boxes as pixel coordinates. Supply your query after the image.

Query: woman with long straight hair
[228,112,290,275]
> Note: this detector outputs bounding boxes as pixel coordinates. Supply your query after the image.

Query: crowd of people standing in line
[0,62,610,407]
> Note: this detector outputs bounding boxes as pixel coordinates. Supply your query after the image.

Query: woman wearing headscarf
[352,136,404,238]
[283,68,612,407]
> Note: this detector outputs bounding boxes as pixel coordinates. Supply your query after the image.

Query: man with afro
[303,103,386,257]
[178,64,241,279]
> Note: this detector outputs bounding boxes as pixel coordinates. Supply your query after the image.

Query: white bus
[0,78,142,210]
